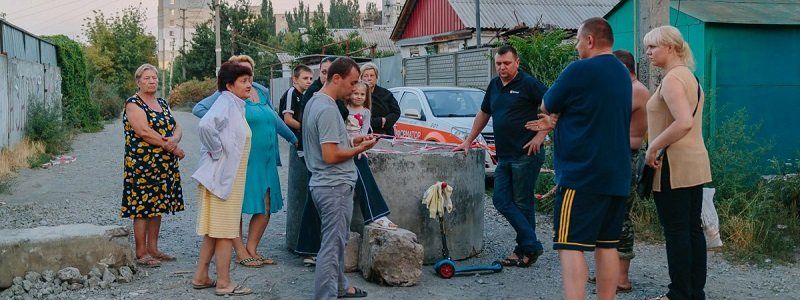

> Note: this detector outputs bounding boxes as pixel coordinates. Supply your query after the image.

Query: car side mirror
[403,108,423,120]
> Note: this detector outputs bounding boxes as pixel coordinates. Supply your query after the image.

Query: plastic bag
[702,188,723,248]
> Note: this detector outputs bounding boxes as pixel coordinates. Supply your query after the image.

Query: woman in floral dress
[122,64,186,268]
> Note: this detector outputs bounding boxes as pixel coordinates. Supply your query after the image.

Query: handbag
[637,76,701,199]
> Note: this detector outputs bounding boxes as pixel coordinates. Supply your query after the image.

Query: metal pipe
[475,0,481,47]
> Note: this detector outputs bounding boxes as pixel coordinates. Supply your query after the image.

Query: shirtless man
[609,49,650,293]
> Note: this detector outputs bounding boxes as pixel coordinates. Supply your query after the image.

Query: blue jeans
[493,152,545,255]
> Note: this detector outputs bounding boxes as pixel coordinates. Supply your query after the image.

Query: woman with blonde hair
[643,25,712,300]
[360,62,400,136]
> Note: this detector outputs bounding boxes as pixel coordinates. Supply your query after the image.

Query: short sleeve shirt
[480,70,548,159]
[543,54,632,196]
[278,86,304,139]
[301,93,357,187]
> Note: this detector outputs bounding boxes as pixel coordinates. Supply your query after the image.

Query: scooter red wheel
[437,263,455,279]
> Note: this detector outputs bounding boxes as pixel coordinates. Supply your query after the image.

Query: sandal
[135,255,161,268]
[303,256,317,267]
[371,218,398,230]
[215,285,253,296]
[237,257,264,268]
[339,286,368,298]
[191,279,216,290]
[256,256,276,265]
[516,250,543,268]
[499,255,521,267]
[151,252,177,261]
[648,294,669,300]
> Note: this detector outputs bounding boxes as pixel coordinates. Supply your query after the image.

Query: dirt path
[1,111,798,299]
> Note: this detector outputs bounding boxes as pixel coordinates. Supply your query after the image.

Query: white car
[389,86,497,176]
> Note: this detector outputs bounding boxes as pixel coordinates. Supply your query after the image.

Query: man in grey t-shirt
[302,57,376,300]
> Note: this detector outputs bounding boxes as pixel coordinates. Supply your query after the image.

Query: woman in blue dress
[193,55,297,267]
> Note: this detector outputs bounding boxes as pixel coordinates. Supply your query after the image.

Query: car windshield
[424,90,485,118]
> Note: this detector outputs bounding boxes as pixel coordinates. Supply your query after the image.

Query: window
[169,31,174,37]
[171,9,175,16]
[169,20,175,26]
[391,91,404,101]
[424,90,484,117]
[170,0,175,4]
[399,92,424,120]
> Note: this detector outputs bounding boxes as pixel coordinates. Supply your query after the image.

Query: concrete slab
[0,224,134,288]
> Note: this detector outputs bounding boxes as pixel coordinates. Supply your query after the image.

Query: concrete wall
[0,55,62,150]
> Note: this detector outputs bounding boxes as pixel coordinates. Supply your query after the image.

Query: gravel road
[1,111,798,299]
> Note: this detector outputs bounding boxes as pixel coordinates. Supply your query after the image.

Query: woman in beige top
[644,26,712,300]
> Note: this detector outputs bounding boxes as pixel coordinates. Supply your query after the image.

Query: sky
[0,0,381,41]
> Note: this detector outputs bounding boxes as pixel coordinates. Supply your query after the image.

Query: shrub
[25,101,72,155]
[91,78,124,120]
[168,78,216,108]
[43,35,103,131]
[508,30,577,86]
[632,108,799,263]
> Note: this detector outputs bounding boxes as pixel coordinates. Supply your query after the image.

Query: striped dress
[196,125,252,239]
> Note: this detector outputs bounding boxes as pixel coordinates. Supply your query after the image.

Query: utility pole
[475,0,481,47]
[169,39,175,95]
[214,0,222,75]
[180,7,187,80]
[637,0,669,90]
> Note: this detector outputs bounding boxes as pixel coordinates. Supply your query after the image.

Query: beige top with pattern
[646,66,712,191]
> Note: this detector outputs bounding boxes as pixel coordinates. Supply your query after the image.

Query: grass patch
[0,139,46,194]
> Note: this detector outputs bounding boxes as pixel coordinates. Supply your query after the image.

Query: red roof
[393,0,466,41]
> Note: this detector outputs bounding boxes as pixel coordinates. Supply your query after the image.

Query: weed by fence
[25,102,72,155]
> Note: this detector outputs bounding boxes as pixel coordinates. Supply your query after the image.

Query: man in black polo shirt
[279,64,313,141]
[455,45,549,267]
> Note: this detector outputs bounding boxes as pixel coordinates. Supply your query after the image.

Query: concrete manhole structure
[286,140,486,264]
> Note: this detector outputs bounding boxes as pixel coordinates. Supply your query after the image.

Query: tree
[83,6,158,98]
[255,0,276,37]
[286,0,311,32]
[328,0,361,28]
[365,2,381,25]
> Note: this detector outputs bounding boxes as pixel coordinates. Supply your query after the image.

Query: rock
[109,268,120,277]
[102,269,115,285]
[67,283,84,291]
[117,266,134,283]
[86,276,101,289]
[24,272,41,283]
[88,267,102,279]
[41,270,55,283]
[10,284,25,295]
[0,224,134,288]
[358,225,423,287]
[345,232,362,273]
[22,280,33,292]
[57,268,82,284]
[12,277,23,286]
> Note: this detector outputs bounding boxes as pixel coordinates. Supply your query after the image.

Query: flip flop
[516,250,543,268]
[256,257,276,265]
[498,257,521,267]
[303,256,317,267]
[617,285,633,293]
[371,219,398,230]
[339,286,367,298]
[151,252,177,261]
[191,279,216,290]
[215,285,252,296]
[135,255,161,268]
[237,257,264,268]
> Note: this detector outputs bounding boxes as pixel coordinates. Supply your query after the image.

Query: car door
[393,90,428,140]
